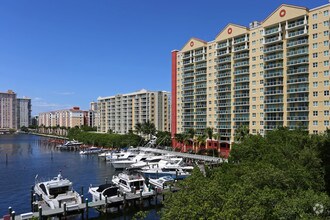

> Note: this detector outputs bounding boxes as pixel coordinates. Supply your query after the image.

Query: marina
[0,134,222,219]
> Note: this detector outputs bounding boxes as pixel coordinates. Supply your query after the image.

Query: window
[252,40,256,45]
[313,130,318,134]
[313,121,318,126]
[324,70,329,77]
[252,56,256,61]
[252,97,256,101]
[260,88,264,93]
[260,104,264,109]
[252,72,256,77]
[260,71,264,77]
[313,53,318,58]
[313,91,318,97]
[313,101,318,107]
[252,64,256,69]
[325,80,329,86]
[325,121,329,126]
[252,32,256,37]
[260,96,264,101]
[252,121,256,125]
[325,31,329,36]
[313,111,318,116]
[252,105,256,110]
[325,110,330,116]
[313,62,318,68]
[252,89,256,94]
[313,13,318,19]
[325,10,329,16]
[260,55,263,60]
[313,33,318,39]
[260,113,264,118]
[260,121,264,125]
[325,51,329,57]
[324,61,329,66]
[325,91,330,96]
[313,43,318,49]
[313,72,318,77]
[260,80,264,84]
[313,24,318,29]
[313,82,318,88]
[324,21,329,27]
[252,113,256,118]
[325,41,329,47]
[252,48,256,53]
[325,101,330,106]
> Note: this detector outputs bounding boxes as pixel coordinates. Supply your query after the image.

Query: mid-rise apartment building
[38,107,86,128]
[172,3,330,145]
[88,101,99,128]
[17,97,32,128]
[97,89,170,133]
[0,90,17,131]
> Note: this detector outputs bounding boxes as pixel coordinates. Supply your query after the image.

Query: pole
[8,207,12,216]
[38,206,42,220]
[11,211,15,220]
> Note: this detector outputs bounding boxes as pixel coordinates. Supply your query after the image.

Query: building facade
[172,3,330,145]
[88,101,99,128]
[97,89,171,133]
[0,90,17,131]
[38,107,86,128]
[17,97,32,128]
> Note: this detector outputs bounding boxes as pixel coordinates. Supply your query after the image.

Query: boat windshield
[130,181,144,190]
[49,186,70,197]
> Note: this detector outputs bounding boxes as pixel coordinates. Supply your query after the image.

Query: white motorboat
[79,146,103,155]
[34,172,82,209]
[105,151,137,162]
[111,153,149,169]
[88,183,119,202]
[57,140,82,150]
[141,167,191,180]
[129,154,174,170]
[111,172,153,195]
[148,176,174,189]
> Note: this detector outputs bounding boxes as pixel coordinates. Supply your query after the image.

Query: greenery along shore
[161,128,330,219]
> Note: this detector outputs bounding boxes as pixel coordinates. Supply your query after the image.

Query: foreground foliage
[162,128,330,219]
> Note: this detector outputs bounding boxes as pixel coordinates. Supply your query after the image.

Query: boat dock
[2,187,178,220]
[138,147,226,163]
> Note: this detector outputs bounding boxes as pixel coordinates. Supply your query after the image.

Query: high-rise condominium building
[172,3,330,146]
[97,89,171,133]
[17,97,32,128]
[88,101,99,128]
[0,90,17,131]
[38,107,86,128]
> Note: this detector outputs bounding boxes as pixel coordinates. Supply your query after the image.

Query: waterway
[0,134,160,219]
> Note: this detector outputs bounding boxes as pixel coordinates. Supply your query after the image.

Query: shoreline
[29,132,69,140]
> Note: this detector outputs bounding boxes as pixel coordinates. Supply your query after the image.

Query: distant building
[0,90,17,131]
[97,89,171,133]
[38,107,86,128]
[17,97,32,128]
[31,116,39,127]
[88,101,99,128]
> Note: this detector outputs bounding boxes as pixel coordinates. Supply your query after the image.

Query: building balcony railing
[215,65,231,71]
[217,118,231,122]
[217,50,230,57]
[287,38,308,48]
[217,103,231,107]
[217,72,231,78]
[216,80,231,85]
[287,58,308,67]
[264,27,280,36]
[217,87,231,92]
[264,81,283,87]
[287,97,309,103]
[233,101,249,106]
[287,87,308,93]
[217,41,230,49]
[264,117,283,121]
[233,53,249,60]
[195,63,207,69]
[287,67,308,75]
[234,77,249,83]
[264,107,283,112]
[264,54,283,62]
[215,57,231,63]
[217,95,231,100]
[233,117,249,121]
[286,19,306,30]
[216,125,232,129]
[233,69,249,75]
[234,85,249,91]
[233,36,249,45]
[264,36,282,45]
[264,45,283,53]
[264,89,283,95]
[286,29,308,39]
[287,48,308,57]
[233,109,249,113]
[264,71,283,79]
[195,70,207,76]
[264,125,282,130]
[216,110,231,114]
[195,77,207,82]
[233,93,249,98]
[264,99,283,104]
[287,77,308,84]
[287,116,308,121]
[233,45,248,52]
[264,63,283,70]
[233,61,249,68]
[287,106,309,112]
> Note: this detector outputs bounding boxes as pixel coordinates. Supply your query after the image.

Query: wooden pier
[2,187,179,220]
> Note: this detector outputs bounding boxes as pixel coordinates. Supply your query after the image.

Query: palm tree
[174,133,184,151]
[182,133,191,152]
[205,127,213,149]
[134,122,143,136]
[186,128,196,152]
[235,125,249,142]
[142,120,156,142]
[213,132,221,156]
[196,134,206,152]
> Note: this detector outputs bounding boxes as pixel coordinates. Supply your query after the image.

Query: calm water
[0,134,160,219]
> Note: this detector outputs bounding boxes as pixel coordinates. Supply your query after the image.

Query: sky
[0,0,326,115]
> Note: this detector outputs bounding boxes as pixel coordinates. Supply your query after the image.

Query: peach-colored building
[172,3,330,146]
[38,107,86,128]
[0,90,17,131]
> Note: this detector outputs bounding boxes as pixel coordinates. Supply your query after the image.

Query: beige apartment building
[172,3,330,145]
[0,90,17,131]
[17,97,32,128]
[38,107,86,128]
[88,101,99,128]
[97,89,170,133]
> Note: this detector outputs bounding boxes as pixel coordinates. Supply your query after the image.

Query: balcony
[286,19,306,30]
[215,65,231,71]
[264,98,283,104]
[287,38,308,48]
[264,63,283,70]
[182,66,194,71]
[287,48,308,57]
[217,72,231,78]
[217,50,230,57]
[216,125,232,129]
[195,77,207,82]
[217,118,231,122]
[217,95,231,99]
[233,53,249,60]
[195,63,207,69]
[217,41,230,49]
[264,53,283,62]
[287,57,308,66]
[233,77,249,83]
[234,93,249,98]
[233,69,249,75]
[264,89,283,95]
[264,27,280,36]
[216,110,231,114]
[287,116,308,121]
[264,81,283,87]
[217,87,231,92]
[234,85,249,91]
[215,57,231,63]
[233,45,249,52]
[264,71,283,79]
[233,109,249,113]
[287,77,308,84]
[183,86,194,91]
[286,29,307,39]
[287,106,308,112]
[264,35,282,45]
[183,79,194,84]
[217,102,231,107]
[287,67,308,75]
[264,45,283,54]
[195,70,207,76]
[217,80,231,85]
[195,50,205,56]
[264,107,283,112]
[287,97,308,103]
[287,87,308,93]
[233,101,249,106]
[233,117,249,121]
[264,117,283,121]
[183,53,192,59]
[233,61,249,68]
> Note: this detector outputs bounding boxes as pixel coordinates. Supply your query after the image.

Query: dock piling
[105,195,108,214]
[63,202,67,217]
[8,207,12,216]
[11,211,15,220]
[38,206,42,220]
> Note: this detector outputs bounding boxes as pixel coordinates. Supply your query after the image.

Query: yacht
[148,176,174,189]
[105,151,137,162]
[129,154,174,170]
[79,146,103,155]
[111,172,153,195]
[111,153,149,169]
[88,183,119,202]
[34,172,82,209]
[140,167,191,180]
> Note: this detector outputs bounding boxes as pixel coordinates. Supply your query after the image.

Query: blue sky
[0,0,326,115]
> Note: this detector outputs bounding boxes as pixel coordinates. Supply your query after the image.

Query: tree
[162,129,330,219]
[234,125,249,142]
[205,127,213,149]
[141,120,156,141]
[134,122,143,135]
